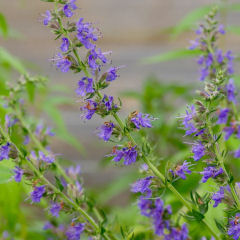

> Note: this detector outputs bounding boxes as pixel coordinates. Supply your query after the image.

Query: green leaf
[0,160,14,184]
[226,3,240,11]
[55,176,64,192]
[141,49,201,64]
[0,47,26,74]
[43,101,84,153]
[40,0,55,2]
[227,25,240,35]
[0,13,8,38]
[171,5,213,37]
[26,81,35,103]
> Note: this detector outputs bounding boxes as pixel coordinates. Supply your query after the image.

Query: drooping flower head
[97,122,114,142]
[0,143,10,161]
[192,141,205,161]
[200,166,224,183]
[63,0,77,18]
[42,10,51,26]
[54,53,72,73]
[61,38,70,52]
[50,202,61,218]
[31,185,45,203]
[111,145,138,165]
[38,151,55,164]
[228,213,240,240]
[182,105,197,135]
[212,187,225,208]
[13,167,23,183]
[131,176,153,196]
[66,222,85,240]
[131,112,153,129]
[66,165,81,179]
[76,77,94,96]
[170,161,192,180]
[226,79,236,103]
[106,67,119,82]
[217,108,229,124]
[80,100,98,120]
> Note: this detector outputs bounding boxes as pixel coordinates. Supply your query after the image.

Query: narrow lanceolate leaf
[171,5,214,37]
[142,49,201,64]
[0,13,8,37]
[0,47,26,74]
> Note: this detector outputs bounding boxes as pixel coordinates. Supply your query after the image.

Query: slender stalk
[0,125,116,240]
[15,112,118,239]
[59,32,221,238]
[207,116,240,209]
[114,113,221,239]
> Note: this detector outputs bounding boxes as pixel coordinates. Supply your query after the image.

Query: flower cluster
[131,176,189,239]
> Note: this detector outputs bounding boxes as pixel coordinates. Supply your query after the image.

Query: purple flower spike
[192,142,205,161]
[76,18,98,50]
[97,122,114,142]
[226,79,236,103]
[217,108,229,124]
[0,143,10,161]
[200,166,224,183]
[50,202,61,218]
[131,112,153,129]
[42,10,51,26]
[61,38,70,52]
[131,176,153,196]
[55,53,72,73]
[31,185,45,203]
[66,223,85,240]
[228,213,240,240]
[13,167,23,183]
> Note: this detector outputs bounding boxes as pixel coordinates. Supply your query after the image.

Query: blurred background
[1,0,240,239]
[1,0,240,184]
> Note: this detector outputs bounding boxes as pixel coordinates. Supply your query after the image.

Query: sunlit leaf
[0,13,8,37]
[141,49,201,64]
[0,47,26,74]
[171,5,213,37]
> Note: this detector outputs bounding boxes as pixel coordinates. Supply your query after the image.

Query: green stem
[15,112,116,240]
[112,112,220,239]
[65,39,220,239]
[0,126,102,232]
[206,117,240,209]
